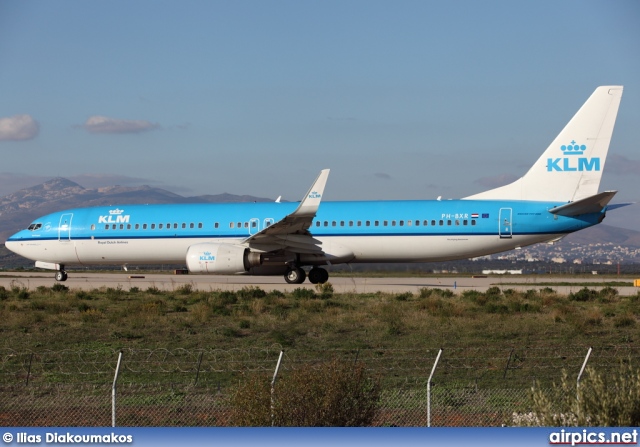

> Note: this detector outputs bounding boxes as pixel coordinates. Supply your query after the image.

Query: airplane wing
[242,169,330,254]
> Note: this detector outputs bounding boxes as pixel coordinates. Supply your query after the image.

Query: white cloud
[0,115,39,141]
[82,115,159,134]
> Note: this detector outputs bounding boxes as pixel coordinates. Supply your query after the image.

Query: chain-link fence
[2,345,639,427]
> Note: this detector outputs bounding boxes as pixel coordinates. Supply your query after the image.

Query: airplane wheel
[309,268,329,284]
[284,267,306,284]
[55,271,68,282]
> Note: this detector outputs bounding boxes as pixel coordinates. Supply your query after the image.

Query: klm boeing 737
[5,86,625,284]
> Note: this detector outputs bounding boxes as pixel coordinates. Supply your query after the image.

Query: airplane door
[264,218,275,229]
[249,218,260,235]
[499,208,512,239]
[58,213,73,241]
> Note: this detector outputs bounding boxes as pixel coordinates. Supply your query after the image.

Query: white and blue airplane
[5,86,625,284]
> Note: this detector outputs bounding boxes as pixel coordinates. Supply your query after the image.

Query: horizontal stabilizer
[548,191,617,216]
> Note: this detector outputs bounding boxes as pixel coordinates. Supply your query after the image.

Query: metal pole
[427,348,443,428]
[112,351,123,428]
[194,351,204,386]
[271,350,284,427]
[25,352,34,386]
[503,348,514,380]
[577,347,592,400]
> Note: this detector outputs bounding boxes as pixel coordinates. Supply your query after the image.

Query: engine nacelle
[186,243,258,274]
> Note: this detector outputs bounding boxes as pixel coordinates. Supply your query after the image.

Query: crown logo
[109,208,124,215]
[561,140,586,156]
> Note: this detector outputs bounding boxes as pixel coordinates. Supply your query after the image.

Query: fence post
[112,351,123,428]
[271,350,284,427]
[25,352,34,386]
[427,348,443,427]
[194,351,204,386]
[576,346,592,400]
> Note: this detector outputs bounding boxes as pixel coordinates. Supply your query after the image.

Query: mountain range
[1,178,639,262]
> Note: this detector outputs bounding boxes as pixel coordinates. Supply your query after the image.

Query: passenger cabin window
[91,224,96,231]
[214,223,219,229]
[159,224,163,229]
[199,223,203,229]
[366,221,370,226]
[472,220,477,226]
[142,224,148,230]
[230,222,234,228]
[135,224,140,230]
[151,224,156,229]
[190,223,195,229]
[439,220,443,226]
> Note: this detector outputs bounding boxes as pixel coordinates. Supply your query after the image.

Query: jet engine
[186,243,261,274]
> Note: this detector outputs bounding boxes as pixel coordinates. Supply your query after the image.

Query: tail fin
[465,86,623,202]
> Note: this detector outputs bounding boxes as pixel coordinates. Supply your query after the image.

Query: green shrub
[176,283,194,295]
[394,292,413,301]
[569,287,598,302]
[213,291,238,305]
[291,288,316,300]
[229,359,381,426]
[315,282,334,299]
[526,363,640,426]
[51,283,69,293]
[237,286,267,300]
[598,286,619,303]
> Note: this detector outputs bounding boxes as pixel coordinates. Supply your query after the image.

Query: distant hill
[0,178,273,243]
[562,224,640,248]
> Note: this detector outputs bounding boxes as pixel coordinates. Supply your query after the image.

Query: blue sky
[1,0,639,229]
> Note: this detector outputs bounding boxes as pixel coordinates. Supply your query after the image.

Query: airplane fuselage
[5,199,600,268]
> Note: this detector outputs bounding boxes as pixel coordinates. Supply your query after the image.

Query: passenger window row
[96,222,208,231]
[313,219,476,227]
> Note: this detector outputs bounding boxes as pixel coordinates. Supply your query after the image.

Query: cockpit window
[27,223,42,231]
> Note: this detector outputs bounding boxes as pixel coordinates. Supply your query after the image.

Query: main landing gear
[284,266,329,284]
[55,268,68,282]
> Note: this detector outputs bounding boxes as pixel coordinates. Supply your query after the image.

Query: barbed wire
[3,345,639,385]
